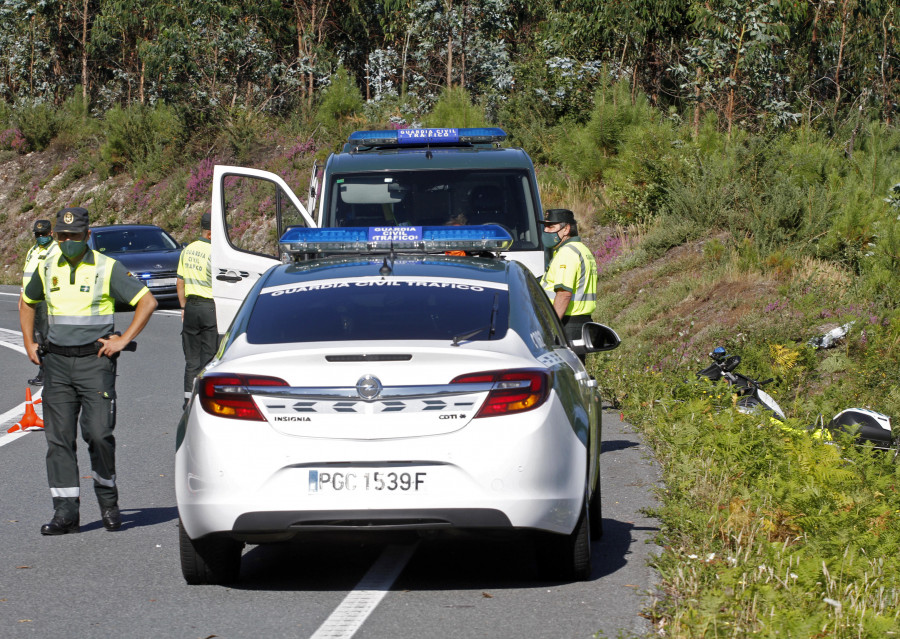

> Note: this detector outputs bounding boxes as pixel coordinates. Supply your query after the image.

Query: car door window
[223,175,308,258]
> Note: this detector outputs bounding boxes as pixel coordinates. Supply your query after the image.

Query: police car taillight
[199,373,288,421]
[451,369,550,418]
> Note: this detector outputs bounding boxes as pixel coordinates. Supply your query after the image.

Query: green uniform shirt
[540,236,598,317]
[22,240,58,290]
[177,238,213,299]
[23,249,150,346]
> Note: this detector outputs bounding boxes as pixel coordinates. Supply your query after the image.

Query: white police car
[175,225,620,584]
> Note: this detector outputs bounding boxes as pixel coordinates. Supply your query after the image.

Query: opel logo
[356,375,382,400]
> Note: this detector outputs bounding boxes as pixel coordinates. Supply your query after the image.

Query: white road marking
[0,327,26,354]
[0,291,20,297]
[309,543,418,639]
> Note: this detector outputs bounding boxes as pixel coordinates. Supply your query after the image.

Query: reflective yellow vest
[21,241,57,289]
[540,238,597,316]
[24,250,145,346]
[177,239,213,298]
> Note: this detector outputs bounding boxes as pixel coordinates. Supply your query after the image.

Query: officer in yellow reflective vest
[19,207,158,535]
[177,212,217,408]
[539,209,598,363]
[18,218,57,385]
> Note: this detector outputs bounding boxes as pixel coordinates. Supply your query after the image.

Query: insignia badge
[52,276,58,287]
[356,375,383,400]
[80,285,90,292]
[63,211,74,224]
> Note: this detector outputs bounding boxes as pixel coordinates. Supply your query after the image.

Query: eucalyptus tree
[0,0,85,103]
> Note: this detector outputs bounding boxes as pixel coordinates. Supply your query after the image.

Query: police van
[211,127,549,332]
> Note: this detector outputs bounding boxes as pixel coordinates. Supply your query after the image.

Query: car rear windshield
[93,228,179,253]
[324,169,539,250]
[246,277,510,344]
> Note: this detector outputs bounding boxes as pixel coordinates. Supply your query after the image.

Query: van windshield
[323,170,540,250]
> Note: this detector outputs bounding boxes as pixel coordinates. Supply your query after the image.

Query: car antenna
[379,247,395,276]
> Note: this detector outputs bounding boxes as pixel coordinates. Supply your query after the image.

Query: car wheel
[588,478,603,540]
[536,497,592,582]
[179,518,243,585]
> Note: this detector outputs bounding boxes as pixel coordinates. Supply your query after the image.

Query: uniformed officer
[18,219,57,385]
[19,207,158,535]
[539,209,598,363]
[176,212,217,408]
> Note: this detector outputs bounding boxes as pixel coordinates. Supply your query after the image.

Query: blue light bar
[347,127,507,148]
[279,225,513,257]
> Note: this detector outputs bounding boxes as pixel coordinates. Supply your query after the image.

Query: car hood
[102,250,180,272]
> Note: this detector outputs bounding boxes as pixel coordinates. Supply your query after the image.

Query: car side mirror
[573,322,621,354]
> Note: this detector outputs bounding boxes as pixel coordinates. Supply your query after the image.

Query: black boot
[41,513,80,535]
[28,367,44,386]
[101,505,121,531]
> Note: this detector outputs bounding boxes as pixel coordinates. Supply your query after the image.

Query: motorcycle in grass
[696,346,786,421]
[696,347,894,451]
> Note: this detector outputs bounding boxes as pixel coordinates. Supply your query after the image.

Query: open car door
[211,165,316,332]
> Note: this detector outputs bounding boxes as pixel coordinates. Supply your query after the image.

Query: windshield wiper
[451,293,499,347]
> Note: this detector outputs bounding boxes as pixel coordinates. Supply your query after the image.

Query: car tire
[179,519,243,585]
[536,497,592,582]
[589,478,603,540]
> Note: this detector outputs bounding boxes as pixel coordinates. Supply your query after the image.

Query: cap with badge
[33,219,52,235]
[55,207,90,233]
[541,209,576,226]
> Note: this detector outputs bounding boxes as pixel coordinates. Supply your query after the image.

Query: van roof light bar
[347,127,507,149]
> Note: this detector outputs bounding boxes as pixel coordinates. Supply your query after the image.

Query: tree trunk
[401,30,410,97]
[81,0,89,103]
[833,0,851,118]
[446,36,453,87]
[693,68,702,139]
[726,24,746,137]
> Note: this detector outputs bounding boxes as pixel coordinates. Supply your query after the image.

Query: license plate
[308,470,427,494]
[148,277,176,288]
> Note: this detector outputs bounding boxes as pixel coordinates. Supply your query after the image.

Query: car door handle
[216,274,243,283]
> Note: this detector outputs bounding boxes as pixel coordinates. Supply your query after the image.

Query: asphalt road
[0,284,661,639]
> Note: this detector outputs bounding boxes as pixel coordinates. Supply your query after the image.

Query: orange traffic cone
[7,388,44,433]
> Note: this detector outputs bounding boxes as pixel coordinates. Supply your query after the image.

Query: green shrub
[220,107,268,162]
[315,67,364,131]
[12,101,59,151]
[423,86,486,128]
[100,103,183,179]
[55,90,101,149]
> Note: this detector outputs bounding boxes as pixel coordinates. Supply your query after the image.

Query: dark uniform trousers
[43,350,117,518]
[562,314,592,364]
[182,296,218,394]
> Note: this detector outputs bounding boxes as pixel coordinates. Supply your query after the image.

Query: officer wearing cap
[19,207,158,535]
[18,219,57,385]
[539,209,598,363]
[177,212,217,408]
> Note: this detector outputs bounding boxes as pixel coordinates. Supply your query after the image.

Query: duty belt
[185,295,214,303]
[46,342,102,357]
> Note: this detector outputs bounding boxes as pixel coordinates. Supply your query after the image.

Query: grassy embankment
[551,87,900,637]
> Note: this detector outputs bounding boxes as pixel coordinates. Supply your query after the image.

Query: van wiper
[451,293,499,347]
